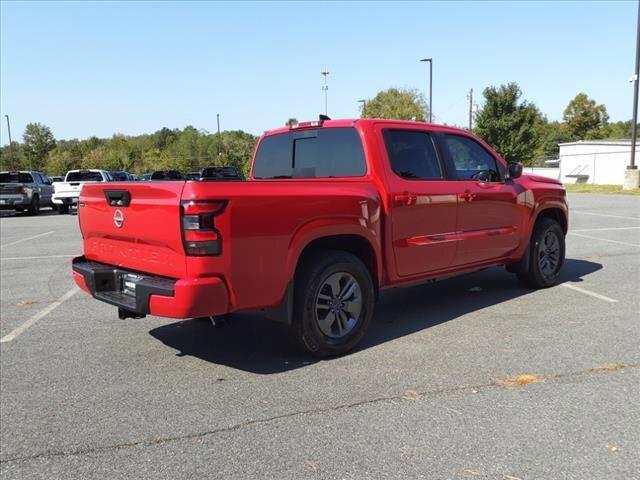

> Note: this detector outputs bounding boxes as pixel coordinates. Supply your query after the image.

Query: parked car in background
[50,176,65,183]
[184,172,200,180]
[0,170,54,215]
[73,118,568,357]
[53,169,112,214]
[150,170,183,180]
[110,171,135,181]
[142,173,153,181]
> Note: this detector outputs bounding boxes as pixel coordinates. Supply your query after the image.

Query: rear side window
[0,172,34,183]
[442,134,501,182]
[382,130,443,180]
[66,171,104,182]
[253,127,366,179]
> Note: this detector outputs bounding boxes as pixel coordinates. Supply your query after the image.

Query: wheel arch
[265,229,381,325]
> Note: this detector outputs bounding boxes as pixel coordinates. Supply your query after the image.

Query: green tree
[22,123,56,171]
[562,93,609,140]
[474,82,544,165]
[361,88,428,121]
[603,120,635,139]
[285,118,298,126]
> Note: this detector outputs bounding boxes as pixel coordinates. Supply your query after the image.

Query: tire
[58,204,69,215]
[292,250,375,357]
[27,195,40,216]
[517,217,565,288]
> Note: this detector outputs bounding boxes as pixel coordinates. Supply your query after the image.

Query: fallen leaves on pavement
[496,374,543,389]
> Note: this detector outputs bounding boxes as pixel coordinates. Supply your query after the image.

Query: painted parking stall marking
[0,231,54,248]
[0,287,79,343]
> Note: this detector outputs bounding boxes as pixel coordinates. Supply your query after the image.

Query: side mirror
[507,162,523,180]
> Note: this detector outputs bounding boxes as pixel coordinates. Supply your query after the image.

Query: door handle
[459,190,477,202]
[394,193,417,206]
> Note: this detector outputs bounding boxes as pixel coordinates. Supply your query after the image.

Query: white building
[558,140,638,185]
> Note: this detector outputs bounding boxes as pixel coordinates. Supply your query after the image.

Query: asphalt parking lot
[0,193,638,479]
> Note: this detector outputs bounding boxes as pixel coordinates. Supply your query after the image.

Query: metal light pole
[321,69,330,116]
[216,113,221,157]
[4,115,12,160]
[630,0,640,170]
[358,99,366,115]
[420,58,433,123]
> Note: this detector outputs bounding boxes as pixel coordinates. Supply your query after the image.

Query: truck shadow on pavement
[148,258,602,374]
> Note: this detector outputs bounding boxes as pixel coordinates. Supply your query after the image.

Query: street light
[630,1,640,170]
[321,69,330,116]
[420,58,433,123]
[216,113,221,156]
[4,115,12,166]
[358,99,366,115]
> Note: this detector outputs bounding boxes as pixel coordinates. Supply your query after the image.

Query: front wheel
[517,218,565,288]
[292,250,375,357]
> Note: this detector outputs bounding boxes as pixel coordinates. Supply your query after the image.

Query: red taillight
[180,200,225,256]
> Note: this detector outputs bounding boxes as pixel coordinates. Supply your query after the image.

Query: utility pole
[321,69,330,116]
[625,0,640,189]
[216,113,221,157]
[420,58,433,122]
[467,88,474,130]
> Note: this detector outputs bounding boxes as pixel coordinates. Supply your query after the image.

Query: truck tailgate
[79,182,187,278]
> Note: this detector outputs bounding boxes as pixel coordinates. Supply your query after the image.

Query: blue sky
[0,1,636,143]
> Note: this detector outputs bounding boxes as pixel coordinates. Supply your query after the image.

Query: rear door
[79,182,188,278]
[437,133,521,266]
[379,126,458,277]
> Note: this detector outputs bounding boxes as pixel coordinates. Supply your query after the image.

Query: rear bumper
[0,196,29,208]
[52,195,78,205]
[72,256,230,318]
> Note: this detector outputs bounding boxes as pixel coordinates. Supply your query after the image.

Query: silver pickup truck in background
[53,169,112,214]
[0,171,54,215]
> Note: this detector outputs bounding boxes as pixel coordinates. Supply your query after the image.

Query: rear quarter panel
[181,180,382,311]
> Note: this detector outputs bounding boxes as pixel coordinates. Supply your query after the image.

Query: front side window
[253,127,366,179]
[442,134,501,182]
[383,130,443,180]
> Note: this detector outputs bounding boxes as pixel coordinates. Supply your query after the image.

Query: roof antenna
[319,114,331,121]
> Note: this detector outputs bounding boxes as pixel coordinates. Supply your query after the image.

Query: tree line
[0,125,258,176]
[0,82,634,174]
[362,84,633,166]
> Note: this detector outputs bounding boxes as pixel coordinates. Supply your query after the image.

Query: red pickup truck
[73,118,568,357]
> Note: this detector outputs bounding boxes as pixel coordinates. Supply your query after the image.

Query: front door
[380,127,459,277]
[438,133,521,266]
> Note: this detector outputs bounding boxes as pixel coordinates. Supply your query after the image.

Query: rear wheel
[27,195,40,216]
[292,250,375,357]
[517,217,565,288]
[58,204,69,215]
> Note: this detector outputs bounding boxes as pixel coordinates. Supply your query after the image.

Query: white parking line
[0,254,75,261]
[573,211,640,221]
[569,232,640,248]
[572,226,640,232]
[0,287,79,343]
[561,283,618,303]
[0,231,54,248]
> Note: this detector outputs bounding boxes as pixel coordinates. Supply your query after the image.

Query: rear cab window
[0,172,34,183]
[66,171,105,182]
[253,127,366,179]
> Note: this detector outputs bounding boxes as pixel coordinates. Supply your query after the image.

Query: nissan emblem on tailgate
[113,209,124,228]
